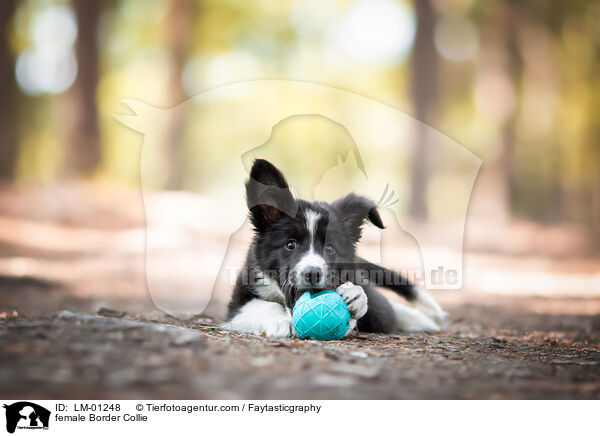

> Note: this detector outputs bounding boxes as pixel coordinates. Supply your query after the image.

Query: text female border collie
[223,159,446,337]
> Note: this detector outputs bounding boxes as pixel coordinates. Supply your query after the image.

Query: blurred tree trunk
[0,0,18,181]
[409,0,438,220]
[164,0,190,190]
[63,0,102,176]
[501,3,520,214]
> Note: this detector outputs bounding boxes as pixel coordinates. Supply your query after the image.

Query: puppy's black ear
[246,159,296,231]
[332,193,384,242]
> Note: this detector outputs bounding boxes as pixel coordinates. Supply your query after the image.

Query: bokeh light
[15,6,78,95]
[329,0,416,64]
[30,5,78,49]
[434,15,478,62]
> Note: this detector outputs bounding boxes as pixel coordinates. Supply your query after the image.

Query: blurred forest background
[1,0,599,401]
[0,0,599,304]
[1,0,599,241]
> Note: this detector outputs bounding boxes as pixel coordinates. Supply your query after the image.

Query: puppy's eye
[324,243,335,254]
[285,240,297,250]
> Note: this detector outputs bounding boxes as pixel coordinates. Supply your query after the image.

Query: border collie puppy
[223,159,447,337]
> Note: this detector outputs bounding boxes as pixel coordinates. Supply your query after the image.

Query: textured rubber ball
[292,290,351,340]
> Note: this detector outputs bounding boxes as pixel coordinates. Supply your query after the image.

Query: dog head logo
[116,80,482,317]
[3,402,50,434]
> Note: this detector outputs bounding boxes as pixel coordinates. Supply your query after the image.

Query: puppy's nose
[302,267,323,286]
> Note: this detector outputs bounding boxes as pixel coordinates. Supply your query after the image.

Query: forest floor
[0,183,599,399]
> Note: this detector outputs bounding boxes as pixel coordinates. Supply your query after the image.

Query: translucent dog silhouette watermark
[116,80,481,317]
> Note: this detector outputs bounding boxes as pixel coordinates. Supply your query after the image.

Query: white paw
[414,287,448,326]
[263,317,293,337]
[225,300,293,338]
[336,282,368,319]
[392,303,441,332]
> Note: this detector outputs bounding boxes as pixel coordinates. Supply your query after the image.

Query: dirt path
[1,295,598,400]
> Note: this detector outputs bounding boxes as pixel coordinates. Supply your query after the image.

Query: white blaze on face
[294,209,327,288]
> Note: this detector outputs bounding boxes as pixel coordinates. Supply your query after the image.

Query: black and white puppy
[223,159,446,337]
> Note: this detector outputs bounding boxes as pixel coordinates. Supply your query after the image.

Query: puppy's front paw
[263,317,293,337]
[225,300,293,338]
[336,282,368,319]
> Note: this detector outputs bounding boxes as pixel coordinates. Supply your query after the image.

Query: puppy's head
[246,159,384,308]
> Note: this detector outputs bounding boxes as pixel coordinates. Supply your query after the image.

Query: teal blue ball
[292,290,351,340]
